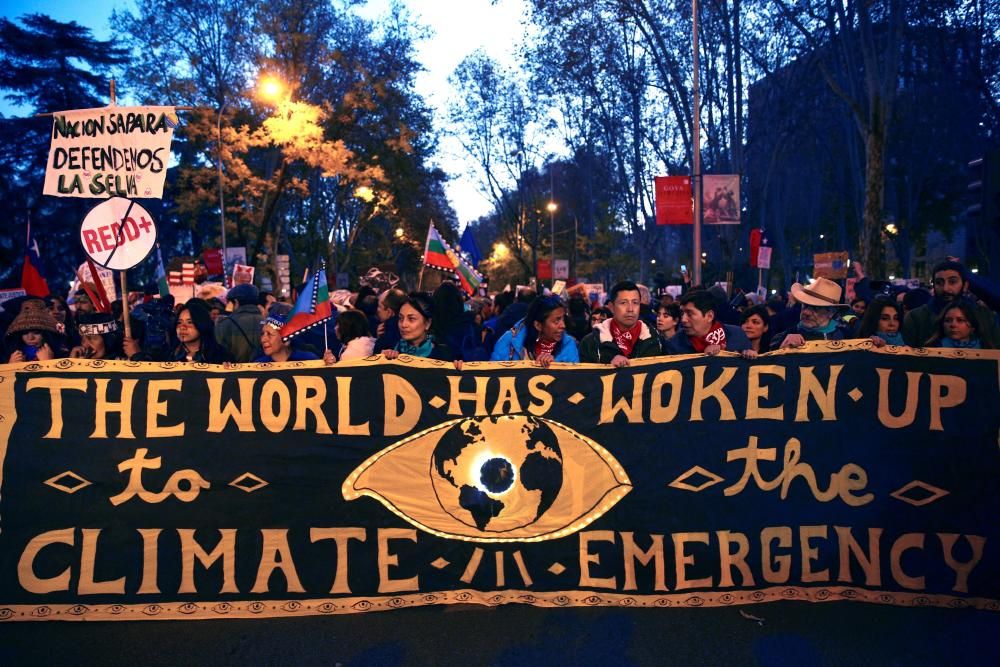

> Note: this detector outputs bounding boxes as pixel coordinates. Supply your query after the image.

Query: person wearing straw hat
[770,277,853,350]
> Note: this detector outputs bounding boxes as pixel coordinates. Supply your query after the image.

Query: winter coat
[578,319,661,364]
[215,305,263,363]
[339,336,376,361]
[665,324,752,354]
[490,320,579,362]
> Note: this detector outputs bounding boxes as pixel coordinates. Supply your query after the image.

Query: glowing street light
[395,226,404,238]
[257,75,286,103]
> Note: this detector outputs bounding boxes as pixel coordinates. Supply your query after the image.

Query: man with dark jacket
[215,284,263,362]
[902,259,1000,348]
[579,281,661,366]
[373,287,406,353]
[666,289,752,355]
[769,277,853,350]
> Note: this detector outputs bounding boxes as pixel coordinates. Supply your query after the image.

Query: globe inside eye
[480,457,516,494]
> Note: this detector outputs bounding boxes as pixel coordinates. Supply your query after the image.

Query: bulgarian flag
[423,222,483,296]
[280,260,333,342]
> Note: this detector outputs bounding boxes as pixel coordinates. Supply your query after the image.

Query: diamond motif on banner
[669,466,724,492]
[43,471,92,494]
[567,392,585,404]
[848,388,864,401]
[431,558,450,570]
[428,396,446,409]
[548,563,566,575]
[890,480,949,507]
[229,472,268,493]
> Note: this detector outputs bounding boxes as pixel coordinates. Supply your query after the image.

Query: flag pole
[418,221,433,292]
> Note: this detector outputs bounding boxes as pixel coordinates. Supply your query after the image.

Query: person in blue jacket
[490,294,579,367]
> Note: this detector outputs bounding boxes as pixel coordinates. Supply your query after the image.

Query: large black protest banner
[0,341,997,621]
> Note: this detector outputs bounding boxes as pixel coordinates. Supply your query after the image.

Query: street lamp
[216,74,288,279]
[547,201,558,274]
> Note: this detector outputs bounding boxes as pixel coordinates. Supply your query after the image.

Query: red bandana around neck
[534,337,558,359]
[609,319,642,357]
[690,321,727,353]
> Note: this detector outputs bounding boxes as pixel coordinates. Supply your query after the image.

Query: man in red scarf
[579,281,662,366]
[665,289,753,356]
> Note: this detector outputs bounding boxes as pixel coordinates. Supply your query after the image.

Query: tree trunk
[859,121,886,276]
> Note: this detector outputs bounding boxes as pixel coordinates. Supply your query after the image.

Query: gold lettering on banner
[377,528,419,593]
[794,365,841,422]
[294,375,332,434]
[672,532,711,590]
[310,527,367,594]
[252,529,305,594]
[78,528,125,594]
[259,378,291,433]
[17,527,74,593]
[599,373,646,424]
[447,376,490,416]
[336,377,370,435]
[890,533,926,590]
[383,375,421,436]
[492,376,523,415]
[876,369,921,428]
[92,378,137,438]
[207,378,256,432]
[649,370,682,423]
[620,531,668,591]
[799,525,830,583]
[146,379,184,438]
[717,530,754,587]
[724,436,873,506]
[495,550,505,587]
[25,378,87,438]
[835,526,882,586]
[137,528,162,594]
[178,529,238,594]
[937,533,986,593]
[109,448,210,506]
[526,375,554,416]
[690,367,736,422]
[746,365,785,420]
[579,530,617,588]
[928,375,966,432]
[761,526,792,583]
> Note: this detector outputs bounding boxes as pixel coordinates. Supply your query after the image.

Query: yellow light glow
[257,75,286,102]
[546,201,558,213]
[493,242,509,259]
[355,186,375,202]
[395,226,404,238]
[884,223,898,235]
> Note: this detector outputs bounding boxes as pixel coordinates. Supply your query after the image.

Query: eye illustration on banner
[343,415,632,542]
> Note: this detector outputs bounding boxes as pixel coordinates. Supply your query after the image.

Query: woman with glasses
[490,295,579,367]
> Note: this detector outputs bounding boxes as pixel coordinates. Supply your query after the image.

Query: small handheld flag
[279,261,333,342]
[21,220,50,297]
[423,222,483,296]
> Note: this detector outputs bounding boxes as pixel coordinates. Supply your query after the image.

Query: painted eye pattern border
[342,416,633,543]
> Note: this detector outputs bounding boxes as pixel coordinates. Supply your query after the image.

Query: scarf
[940,336,981,349]
[609,320,642,357]
[690,321,727,353]
[797,318,839,336]
[876,331,905,346]
[396,334,435,358]
[534,337,558,360]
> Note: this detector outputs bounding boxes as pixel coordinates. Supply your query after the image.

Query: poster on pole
[44,106,178,199]
[79,197,158,271]
[757,246,772,270]
[654,176,692,225]
[74,261,117,303]
[702,174,740,224]
[814,251,850,279]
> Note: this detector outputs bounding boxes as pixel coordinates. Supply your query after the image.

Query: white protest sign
[79,197,158,270]
[45,106,178,198]
[0,288,26,311]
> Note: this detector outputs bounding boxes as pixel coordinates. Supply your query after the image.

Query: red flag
[749,228,762,268]
[203,248,224,275]
[21,222,50,297]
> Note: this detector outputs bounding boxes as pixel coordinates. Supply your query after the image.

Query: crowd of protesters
[2,257,997,369]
